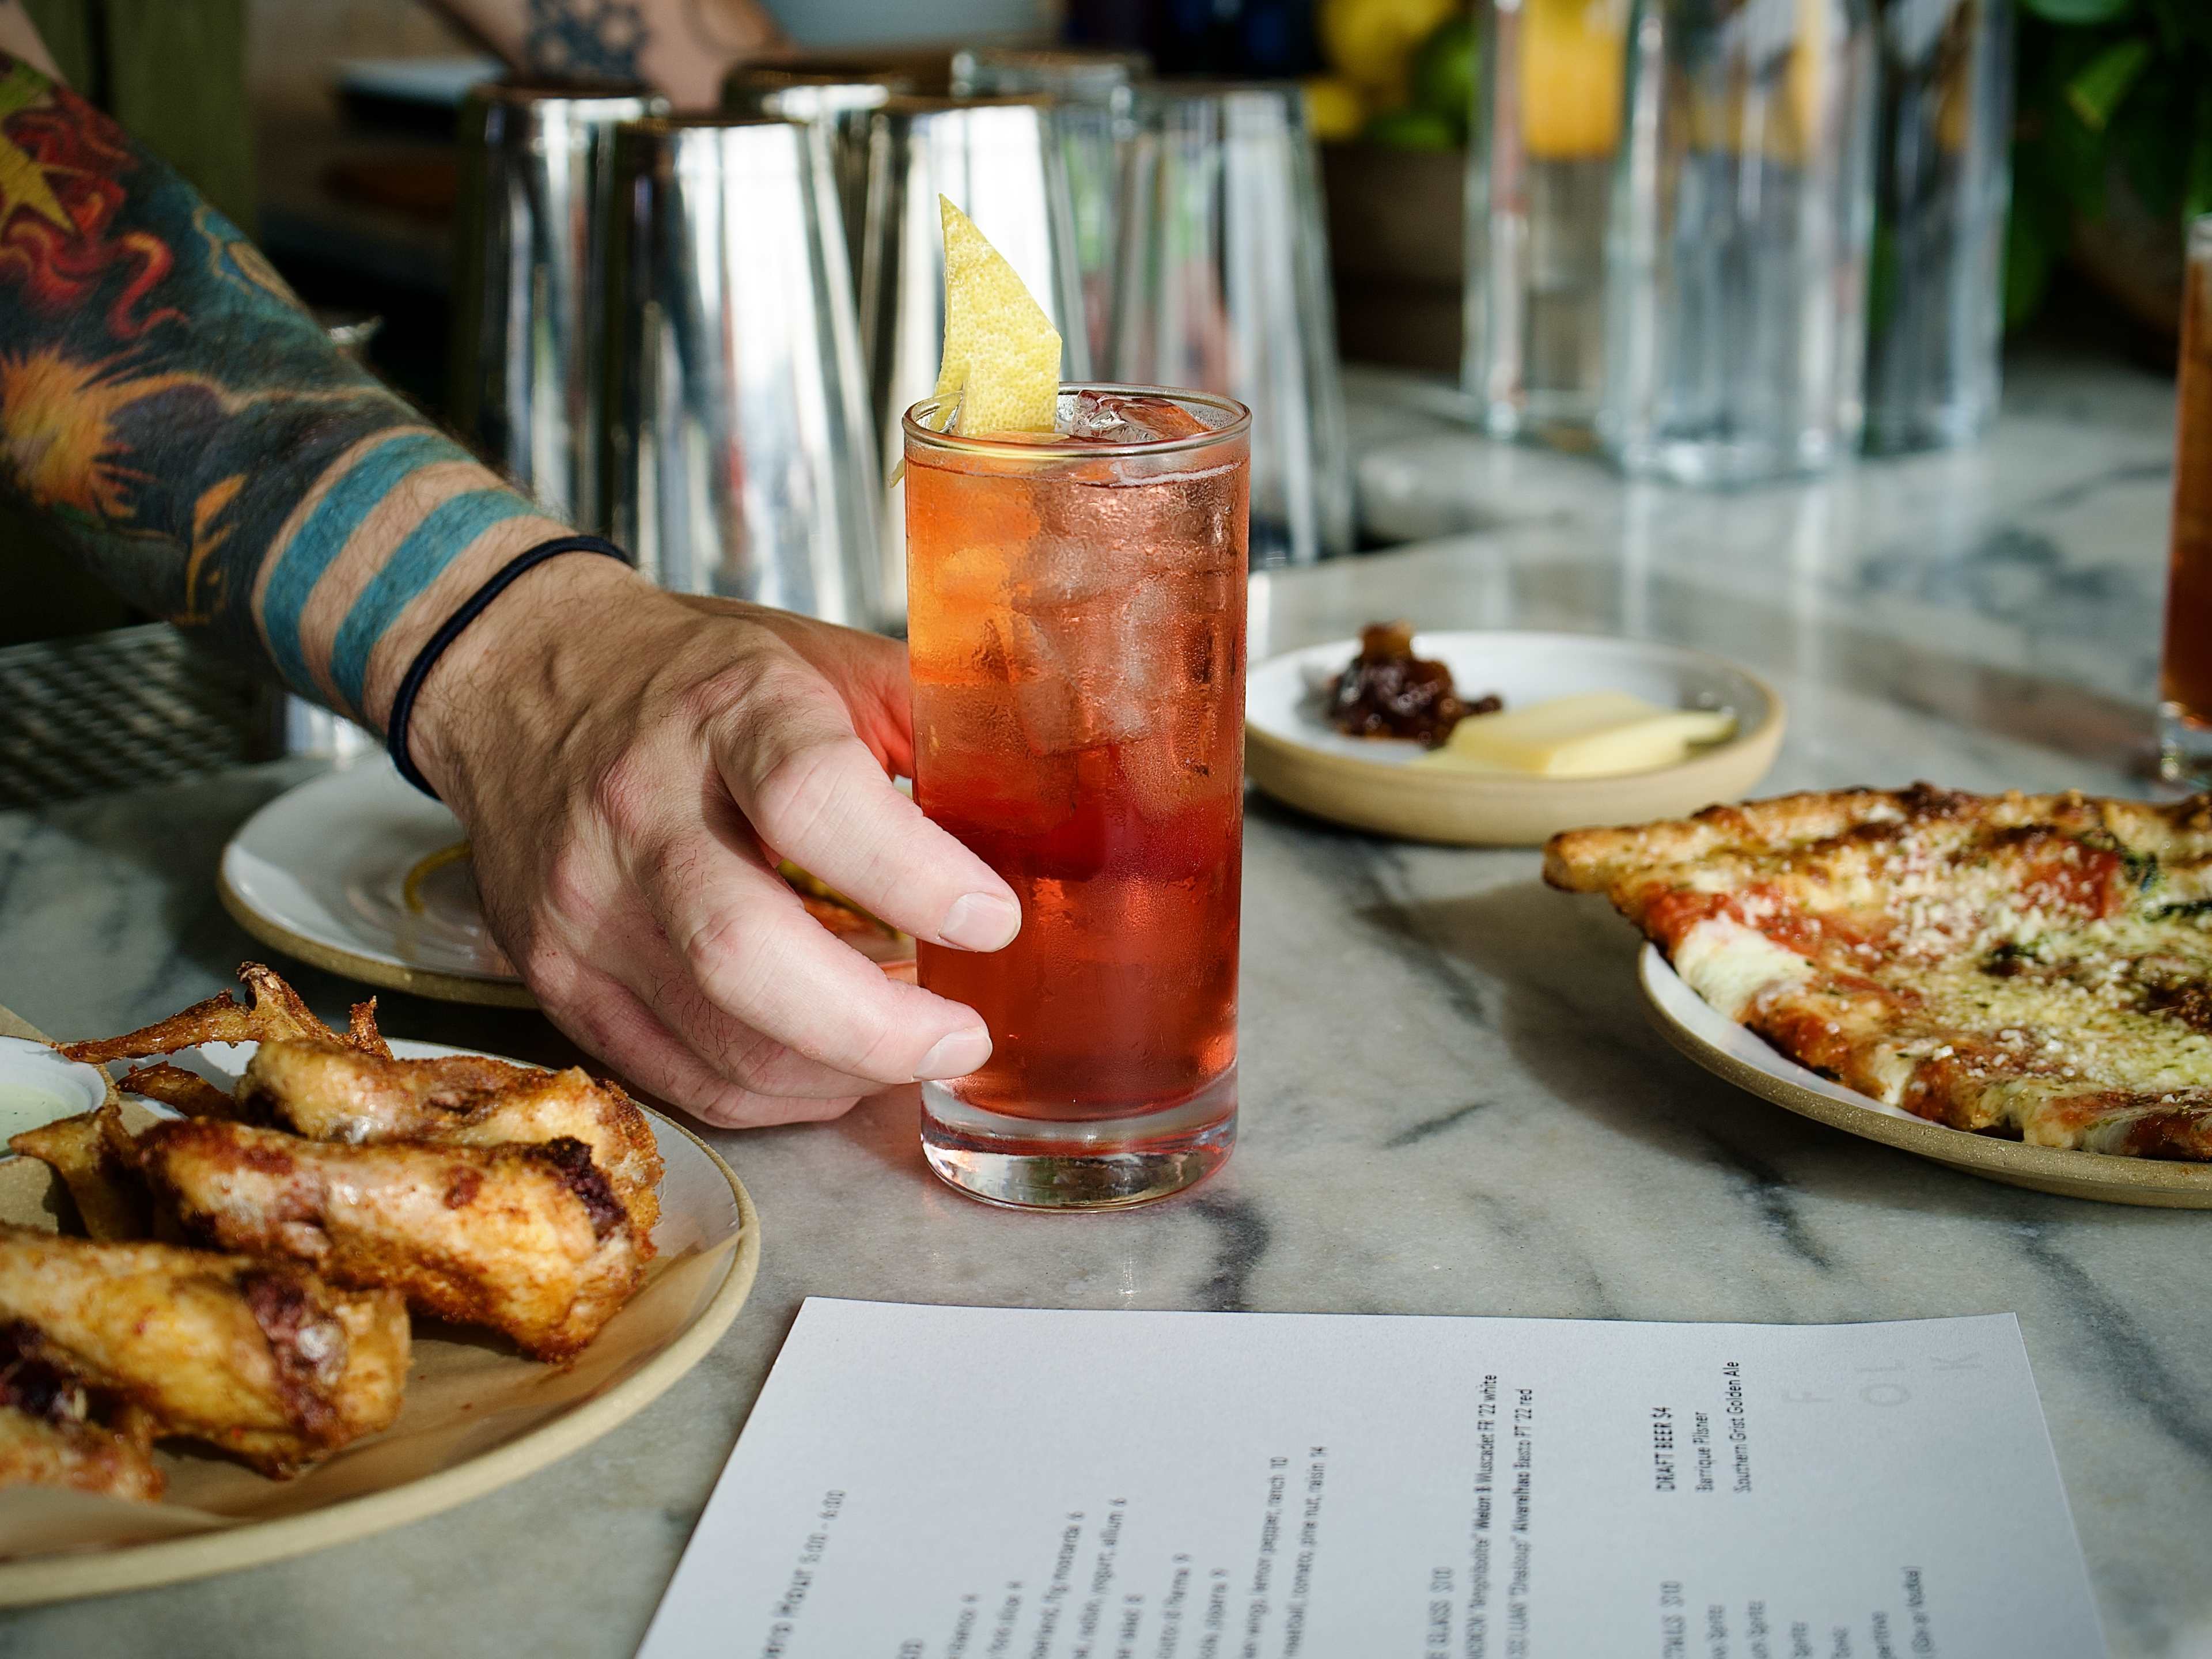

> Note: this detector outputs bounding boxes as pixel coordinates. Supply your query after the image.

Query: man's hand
[409,554,1020,1127]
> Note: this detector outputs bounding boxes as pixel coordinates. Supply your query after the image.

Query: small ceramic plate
[1244,632,1785,846]
[221,763,917,1004]
[219,762,531,1007]
[1639,945,2212,1209]
[0,1037,113,1150]
[0,1036,759,1603]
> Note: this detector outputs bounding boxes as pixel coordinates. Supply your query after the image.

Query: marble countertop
[2,341,2196,1657]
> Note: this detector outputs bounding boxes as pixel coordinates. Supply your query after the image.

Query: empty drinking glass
[950,46,1150,364]
[1599,0,1878,484]
[1111,81,1351,567]
[1864,0,2012,453]
[1465,0,1631,443]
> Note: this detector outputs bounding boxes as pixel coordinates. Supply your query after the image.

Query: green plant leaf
[2114,66,2189,214]
[2003,200,2059,331]
[2145,0,2212,52]
[2066,36,2154,131]
[2020,0,2135,22]
[2004,141,2074,331]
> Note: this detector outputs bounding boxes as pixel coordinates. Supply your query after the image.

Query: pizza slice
[1545,784,2212,1158]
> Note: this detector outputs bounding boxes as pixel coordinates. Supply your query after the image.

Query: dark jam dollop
[1327,622,1499,748]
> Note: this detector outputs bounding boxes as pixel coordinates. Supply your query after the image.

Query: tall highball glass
[1465,0,1631,443]
[1599,0,1878,484]
[904,387,1250,1209]
[1865,0,2013,453]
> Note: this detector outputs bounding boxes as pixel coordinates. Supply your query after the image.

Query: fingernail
[938,891,1021,951]
[915,1025,992,1081]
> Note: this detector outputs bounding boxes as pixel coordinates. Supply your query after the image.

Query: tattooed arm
[0,5,59,81]
[428,0,785,108]
[0,50,1013,1126]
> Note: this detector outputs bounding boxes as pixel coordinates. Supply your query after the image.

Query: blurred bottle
[1464,0,1630,442]
[1863,0,2012,453]
[1599,0,1878,484]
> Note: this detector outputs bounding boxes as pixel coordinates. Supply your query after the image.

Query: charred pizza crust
[1546,784,2212,1160]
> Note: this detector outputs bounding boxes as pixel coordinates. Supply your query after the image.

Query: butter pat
[1415,691,1735,778]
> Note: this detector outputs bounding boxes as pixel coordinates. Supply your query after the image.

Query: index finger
[710,658,1021,954]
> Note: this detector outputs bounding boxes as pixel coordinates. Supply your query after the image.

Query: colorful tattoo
[0,54,543,718]
[524,0,649,81]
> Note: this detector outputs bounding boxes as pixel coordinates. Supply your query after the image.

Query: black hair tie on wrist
[385,533,632,800]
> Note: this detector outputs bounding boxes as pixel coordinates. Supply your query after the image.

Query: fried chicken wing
[0,1321,164,1501]
[116,1062,247,1122]
[0,1228,409,1478]
[139,1119,646,1362]
[241,1041,663,1238]
[9,1105,152,1242]
[60,963,377,1066]
[345,999,392,1059]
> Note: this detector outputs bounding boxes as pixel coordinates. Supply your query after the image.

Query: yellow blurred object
[1321,0,1460,103]
[1787,0,1834,159]
[933,196,1062,436]
[1684,0,1840,165]
[1301,74,1366,141]
[402,840,471,915]
[1521,0,1628,161]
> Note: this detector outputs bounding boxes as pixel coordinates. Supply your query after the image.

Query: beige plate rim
[0,1110,760,1606]
[1639,944,2212,1209]
[217,869,541,1010]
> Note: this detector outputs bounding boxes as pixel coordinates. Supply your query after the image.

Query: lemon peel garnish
[932,196,1061,436]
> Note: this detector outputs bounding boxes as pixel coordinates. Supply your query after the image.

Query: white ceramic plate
[219,762,530,1006]
[0,1037,759,1603]
[1244,631,1785,846]
[1639,944,2212,1208]
[221,763,919,1004]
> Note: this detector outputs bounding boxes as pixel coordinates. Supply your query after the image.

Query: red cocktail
[905,386,1250,1207]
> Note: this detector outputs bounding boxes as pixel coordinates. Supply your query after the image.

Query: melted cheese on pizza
[1546,785,2212,1160]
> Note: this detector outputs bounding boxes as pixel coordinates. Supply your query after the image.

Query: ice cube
[993,579,1179,756]
[1012,529,1149,608]
[1057,391,1212,445]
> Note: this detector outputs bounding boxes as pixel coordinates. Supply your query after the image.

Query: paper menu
[638,1301,2104,1659]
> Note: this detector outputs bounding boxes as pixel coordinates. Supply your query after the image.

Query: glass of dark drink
[2162,217,2212,786]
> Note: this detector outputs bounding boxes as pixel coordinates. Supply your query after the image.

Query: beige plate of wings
[1640,945,2212,1209]
[0,1007,762,1605]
